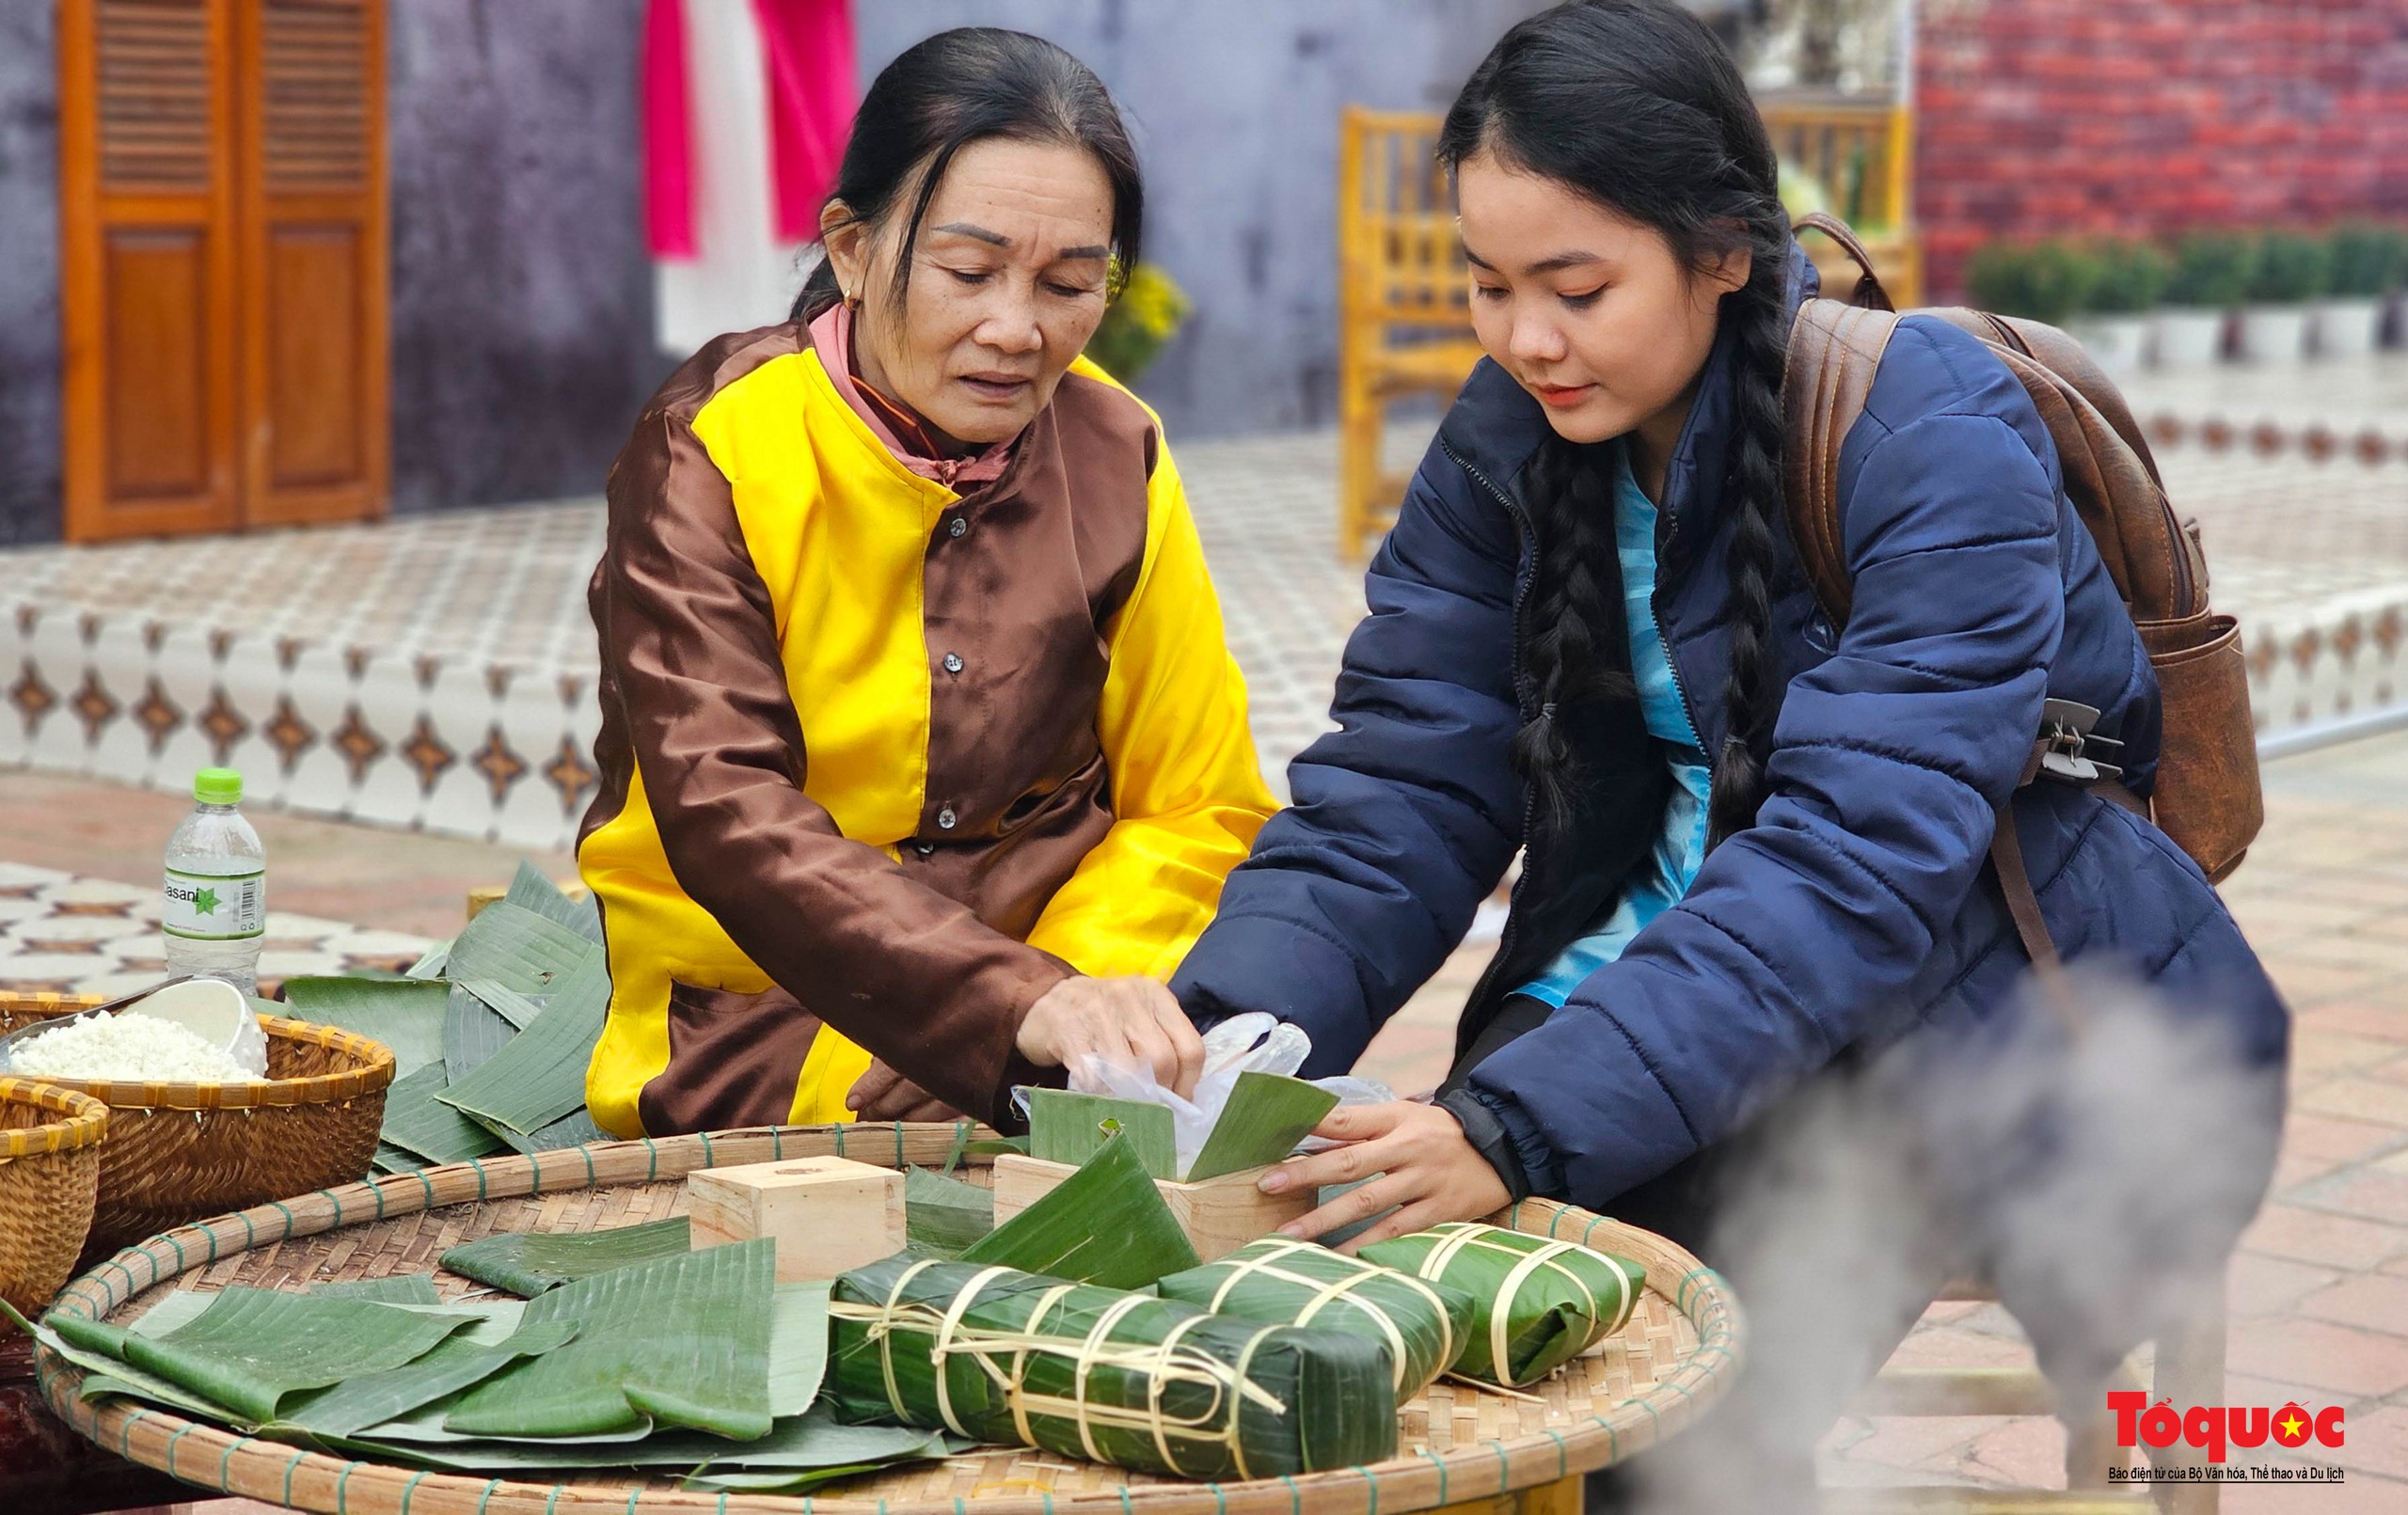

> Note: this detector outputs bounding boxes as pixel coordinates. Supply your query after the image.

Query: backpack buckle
[2036,698,2124,786]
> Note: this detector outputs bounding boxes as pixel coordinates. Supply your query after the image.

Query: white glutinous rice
[7,1011,261,1083]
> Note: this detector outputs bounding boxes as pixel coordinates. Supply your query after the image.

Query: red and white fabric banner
[643,0,856,353]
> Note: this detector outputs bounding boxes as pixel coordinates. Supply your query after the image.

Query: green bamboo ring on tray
[29,1122,1743,1515]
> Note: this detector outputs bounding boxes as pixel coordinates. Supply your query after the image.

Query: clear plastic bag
[1062,1014,1395,1175]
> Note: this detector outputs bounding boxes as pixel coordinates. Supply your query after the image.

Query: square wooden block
[685,1155,905,1281]
[990,1153,1313,1262]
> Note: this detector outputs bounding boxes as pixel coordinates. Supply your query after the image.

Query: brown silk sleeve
[596,406,1070,1123]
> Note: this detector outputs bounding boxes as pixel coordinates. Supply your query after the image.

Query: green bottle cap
[193,768,243,805]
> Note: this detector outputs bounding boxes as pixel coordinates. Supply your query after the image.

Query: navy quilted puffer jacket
[1171,251,2289,1208]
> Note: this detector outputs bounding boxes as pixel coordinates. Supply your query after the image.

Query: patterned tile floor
[0,860,430,1002]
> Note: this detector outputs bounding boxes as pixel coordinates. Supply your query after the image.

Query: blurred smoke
[1623,966,2283,1512]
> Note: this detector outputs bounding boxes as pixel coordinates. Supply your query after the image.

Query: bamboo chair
[1825,1272,2228,1514]
[1336,106,1487,560]
[1759,91,1924,309]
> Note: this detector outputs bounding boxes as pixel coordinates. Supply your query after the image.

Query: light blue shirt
[1514,443,1714,1009]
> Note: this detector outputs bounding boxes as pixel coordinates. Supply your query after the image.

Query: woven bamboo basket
[34,1123,1742,1515]
[0,995,395,1263]
[0,1078,107,1318]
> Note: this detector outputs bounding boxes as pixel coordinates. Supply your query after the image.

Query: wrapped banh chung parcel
[828,1255,1396,1478]
[1357,1223,1645,1388]
[1155,1238,1475,1403]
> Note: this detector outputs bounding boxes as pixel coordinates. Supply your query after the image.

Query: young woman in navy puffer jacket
[1173,2,2288,1491]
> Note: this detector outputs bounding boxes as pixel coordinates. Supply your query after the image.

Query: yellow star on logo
[2277,1413,2306,1443]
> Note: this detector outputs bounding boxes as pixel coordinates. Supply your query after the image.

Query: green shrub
[2082,240,2173,315]
[1083,262,1191,385]
[1964,239,2099,325]
[2246,231,2330,304]
[2326,223,2407,298]
[2163,233,2256,308]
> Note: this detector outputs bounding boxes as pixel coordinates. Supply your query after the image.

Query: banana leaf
[505,860,604,943]
[1025,1090,1177,1177]
[278,977,450,1076]
[48,1288,483,1423]
[374,1143,431,1174]
[441,1219,693,1297]
[452,977,543,1032]
[903,1166,993,1258]
[447,901,596,997]
[765,1282,831,1417]
[437,951,610,1149]
[336,1405,945,1475]
[1155,1237,1475,1402]
[382,1063,509,1165]
[5,1301,230,1422]
[404,941,450,980]
[444,1237,776,1441]
[270,1320,578,1438]
[1356,1223,1645,1387]
[1184,1073,1339,1181]
[524,1106,612,1150]
[443,983,518,1083]
[131,1286,507,1339]
[960,1136,1197,1287]
[829,1255,1395,1478]
[681,1460,911,1494]
[309,1276,443,1305]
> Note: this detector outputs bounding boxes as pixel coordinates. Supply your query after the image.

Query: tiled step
[1,504,607,852]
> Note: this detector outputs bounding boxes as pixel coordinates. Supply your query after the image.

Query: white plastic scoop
[122,978,271,1077]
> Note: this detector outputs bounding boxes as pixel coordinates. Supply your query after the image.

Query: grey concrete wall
[386,0,663,515]
[856,0,1549,439]
[0,4,60,546]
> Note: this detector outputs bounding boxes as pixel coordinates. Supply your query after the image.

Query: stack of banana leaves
[1358,1223,1647,1388]
[10,1238,961,1493]
[277,864,620,1169]
[1154,1238,1476,1403]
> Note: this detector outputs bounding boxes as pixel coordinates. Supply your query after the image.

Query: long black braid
[1511,437,1636,838]
[1438,0,1796,847]
[1706,254,1797,844]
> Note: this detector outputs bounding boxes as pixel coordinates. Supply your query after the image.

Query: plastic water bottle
[163,767,267,996]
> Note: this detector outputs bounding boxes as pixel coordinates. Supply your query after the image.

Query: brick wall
[1915,0,2408,298]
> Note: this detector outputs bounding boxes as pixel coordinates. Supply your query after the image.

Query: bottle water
[163,767,266,996]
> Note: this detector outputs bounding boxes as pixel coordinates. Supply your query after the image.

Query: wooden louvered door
[60,0,387,542]
[230,0,388,527]
[59,0,242,539]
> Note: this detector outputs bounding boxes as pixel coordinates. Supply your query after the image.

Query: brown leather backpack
[1781,214,2262,966]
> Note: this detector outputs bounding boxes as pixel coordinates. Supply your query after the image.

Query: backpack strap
[1792,212,1895,313]
[1780,297,1897,625]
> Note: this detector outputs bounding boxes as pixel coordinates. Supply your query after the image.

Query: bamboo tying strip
[1415,1225,1640,1385]
[1193,1239,1458,1395]
[30,1125,1742,1515]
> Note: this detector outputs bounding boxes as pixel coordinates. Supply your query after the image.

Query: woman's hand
[1258,1101,1511,1252]
[845,1061,968,1123]
[1015,975,1205,1098]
